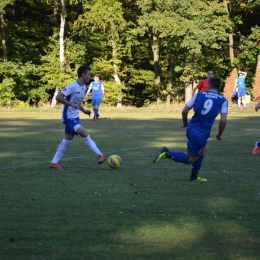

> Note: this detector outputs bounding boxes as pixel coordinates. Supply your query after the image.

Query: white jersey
[60,81,86,122]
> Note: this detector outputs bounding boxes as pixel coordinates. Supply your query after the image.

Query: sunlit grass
[0,103,260,260]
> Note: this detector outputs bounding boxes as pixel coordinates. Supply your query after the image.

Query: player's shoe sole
[153,147,170,164]
[252,142,260,155]
[49,163,62,169]
[98,154,105,164]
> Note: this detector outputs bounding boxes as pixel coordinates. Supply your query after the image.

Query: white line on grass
[0,132,256,170]
[0,145,157,170]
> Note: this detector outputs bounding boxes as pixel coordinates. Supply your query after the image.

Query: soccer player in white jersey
[153,77,228,181]
[49,65,105,169]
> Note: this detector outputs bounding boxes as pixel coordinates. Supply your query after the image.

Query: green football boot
[153,147,170,164]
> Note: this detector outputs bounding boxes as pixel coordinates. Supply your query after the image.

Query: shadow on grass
[0,110,260,259]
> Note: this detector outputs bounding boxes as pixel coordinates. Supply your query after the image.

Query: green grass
[0,103,260,260]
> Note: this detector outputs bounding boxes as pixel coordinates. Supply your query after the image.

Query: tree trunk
[51,0,66,107]
[223,69,237,101]
[223,0,237,101]
[252,53,260,100]
[185,83,192,103]
[166,60,173,106]
[152,34,161,105]
[111,23,122,107]
[0,10,7,62]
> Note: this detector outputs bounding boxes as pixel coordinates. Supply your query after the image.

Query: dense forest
[0,0,260,108]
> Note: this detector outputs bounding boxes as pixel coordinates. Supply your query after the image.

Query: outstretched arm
[85,88,91,99]
[216,113,227,140]
[102,85,106,101]
[182,105,191,127]
[238,71,247,78]
[79,105,91,116]
[192,87,197,96]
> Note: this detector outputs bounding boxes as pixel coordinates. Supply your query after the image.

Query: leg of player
[77,126,105,164]
[252,141,260,155]
[153,147,190,164]
[237,97,241,109]
[95,98,101,120]
[94,105,99,120]
[92,99,97,120]
[49,138,73,169]
[242,96,247,109]
[189,147,207,181]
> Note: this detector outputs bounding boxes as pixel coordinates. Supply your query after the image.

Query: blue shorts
[92,98,101,107]
[186,126,207,156]
[237,88,246,97]
[63,118,80,136]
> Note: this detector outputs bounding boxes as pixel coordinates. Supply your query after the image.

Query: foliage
[0,0,260,107]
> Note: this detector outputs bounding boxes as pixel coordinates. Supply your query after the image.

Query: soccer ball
[107,155,122,169]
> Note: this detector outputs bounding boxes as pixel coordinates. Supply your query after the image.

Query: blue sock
[257,141,260,147]
[190,155,204,178]
[170,152,189,164]
[94,109,98,117]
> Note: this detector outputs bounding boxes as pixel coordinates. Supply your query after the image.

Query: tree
[50,0,67,107]
[78,0,127,105]
[0,0,14,62]
[136,0,231,103]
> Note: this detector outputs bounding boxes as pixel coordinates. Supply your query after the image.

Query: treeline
[0,0,260,108]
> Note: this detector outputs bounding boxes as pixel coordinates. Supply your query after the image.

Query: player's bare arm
[216,113,227,140]
[79,106,91,116]
[181,105,191,127]
[56,91,80,109]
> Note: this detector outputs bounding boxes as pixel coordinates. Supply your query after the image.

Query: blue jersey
[186,90,228,138]
[89,81,104,98]
[236,76,246,89]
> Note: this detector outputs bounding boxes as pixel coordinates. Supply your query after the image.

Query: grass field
[0,103,260,260]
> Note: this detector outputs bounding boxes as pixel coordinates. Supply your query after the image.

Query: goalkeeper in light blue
[153,77,228,181]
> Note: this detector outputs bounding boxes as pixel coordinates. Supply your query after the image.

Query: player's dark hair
[208,77,220,90]
[77,65,91,77]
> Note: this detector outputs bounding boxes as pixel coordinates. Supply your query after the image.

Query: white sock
[83,135,102,156]
[51,139,72,164]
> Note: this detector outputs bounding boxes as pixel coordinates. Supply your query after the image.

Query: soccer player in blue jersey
[153,77,228,181]
[49,65,105,169]
[85,74,105,120]
[234,71,247,110]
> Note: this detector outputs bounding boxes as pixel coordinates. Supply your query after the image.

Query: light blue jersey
[236,76,246,89]
[88,81,104,98]
[236,76,246,97]
[186,90,228,138]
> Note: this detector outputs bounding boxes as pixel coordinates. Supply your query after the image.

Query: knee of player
[79,130,89,138]
[187,157,196,164]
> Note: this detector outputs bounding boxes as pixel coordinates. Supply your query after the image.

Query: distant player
[192,69,214,96]
[49,65,105,169]
[252,101,260,155]
[153,77,228,181]
[86,74,105,120]
[234,71,247,110]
